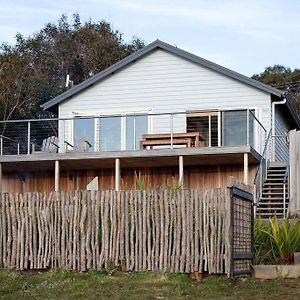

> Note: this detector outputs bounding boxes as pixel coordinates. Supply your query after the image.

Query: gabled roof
[41,40,300,128]
[41,39,286,111]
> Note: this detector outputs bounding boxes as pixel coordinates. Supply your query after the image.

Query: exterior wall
[58,49,272,148]
[2,164,257,193]
[275,108,290,161]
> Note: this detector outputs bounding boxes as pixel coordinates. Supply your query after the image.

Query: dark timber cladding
[0,146,259,192]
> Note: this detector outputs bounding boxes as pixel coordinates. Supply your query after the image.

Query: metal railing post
[208,115,211,147]
[283,183,286,218]
[27,121,31,154]
[17,143,20,155]
[0,136,3,155]
[133,116,136,150]
[170,114,174,149]
[246,109,249,146]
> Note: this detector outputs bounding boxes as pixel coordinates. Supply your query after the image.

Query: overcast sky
[0,0,299,76]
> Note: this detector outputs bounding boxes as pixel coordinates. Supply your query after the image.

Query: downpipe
[271,97,287,161]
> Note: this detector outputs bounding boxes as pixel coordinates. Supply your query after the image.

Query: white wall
[59,49,272,149]
[275,108,290,161]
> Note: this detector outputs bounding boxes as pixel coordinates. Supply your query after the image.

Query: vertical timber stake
[115,158,120,191]
[55,160,60,191]
[243,153,248,185]
[0,162,2,192]
[179,155,184,188]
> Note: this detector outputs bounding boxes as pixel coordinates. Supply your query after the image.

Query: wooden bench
[140,132,204,149]
[140,138,192,149]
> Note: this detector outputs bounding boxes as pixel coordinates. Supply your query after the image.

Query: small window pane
[100,116,121,151]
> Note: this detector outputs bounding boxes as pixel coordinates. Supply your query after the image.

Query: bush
[254,217,300,265]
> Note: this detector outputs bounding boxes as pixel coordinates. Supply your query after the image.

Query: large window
[186,110,255,148]
[126,115,148,150]
[74,117,95,150]
[99,116,121,151]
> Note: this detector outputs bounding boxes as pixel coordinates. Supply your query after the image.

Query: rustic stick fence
[0,188,252,277]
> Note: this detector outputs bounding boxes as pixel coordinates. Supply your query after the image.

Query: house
[0,40,299,216]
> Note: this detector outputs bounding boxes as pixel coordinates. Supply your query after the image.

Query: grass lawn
[1,269,300,299]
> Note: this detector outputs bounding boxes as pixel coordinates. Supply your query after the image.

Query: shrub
[254,217,300,265]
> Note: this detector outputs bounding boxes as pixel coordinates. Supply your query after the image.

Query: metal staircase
[256,162,289,218]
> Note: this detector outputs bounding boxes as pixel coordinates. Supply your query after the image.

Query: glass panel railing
[0,109,268,156]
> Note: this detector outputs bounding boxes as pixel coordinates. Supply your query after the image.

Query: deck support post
[243,153,248,185]
[179,155,184,188]
[0,163,2,193]
[55,160,60,192]
[115,158,120,191]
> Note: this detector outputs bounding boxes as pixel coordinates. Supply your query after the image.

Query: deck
[0,146,260,192]
[0,145,260,171]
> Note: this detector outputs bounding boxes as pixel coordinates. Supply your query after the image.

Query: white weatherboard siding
[275,109,290,161]
[59,49,272,149]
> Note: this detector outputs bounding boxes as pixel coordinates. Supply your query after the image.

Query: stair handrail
[254,130,272,209]
[283,164,289,218]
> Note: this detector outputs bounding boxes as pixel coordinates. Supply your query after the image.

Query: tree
[0,13,145,121]
[252,65,300,114]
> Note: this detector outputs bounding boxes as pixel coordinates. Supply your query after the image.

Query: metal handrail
[254,130,272,182]
[283,164,289,218]
[253,130,272,209]
[0,108,269,124]
[0,109,267,156]
[249,110,267,133]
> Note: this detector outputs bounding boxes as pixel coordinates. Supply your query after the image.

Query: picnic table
[140,132,204,149]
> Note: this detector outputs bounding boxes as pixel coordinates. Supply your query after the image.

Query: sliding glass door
[99,116,122,151]
[74,117,95,151]
[126,115,148,150]
[98,114,148,151]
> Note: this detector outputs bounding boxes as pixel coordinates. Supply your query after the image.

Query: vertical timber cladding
[229,186,254,278]
[1,164,257,193]
[0,188,236,276]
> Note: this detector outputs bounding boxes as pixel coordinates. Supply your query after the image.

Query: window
[187,112,219,147]
[74,117,95,150]
[126,115,148,150]
[99,116,121,151]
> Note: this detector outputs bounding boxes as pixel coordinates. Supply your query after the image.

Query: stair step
[257,208,287,212]
[258,202,289,206]
[263,187,286,190]
[257,210,283,217]
[267,174,285,178]
[260,198,289,202]
[265,179,285,182]
[268,162,287,168]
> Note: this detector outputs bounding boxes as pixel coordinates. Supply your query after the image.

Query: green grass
[1,269,300,299]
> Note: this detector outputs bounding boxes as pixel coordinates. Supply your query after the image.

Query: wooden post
[115,158,120,191]
[179,155,184,188]
[243,153,248,185]
[0,162,2,192]
[55,160,60,191]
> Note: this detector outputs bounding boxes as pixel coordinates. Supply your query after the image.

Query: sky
[0,0,299,76]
